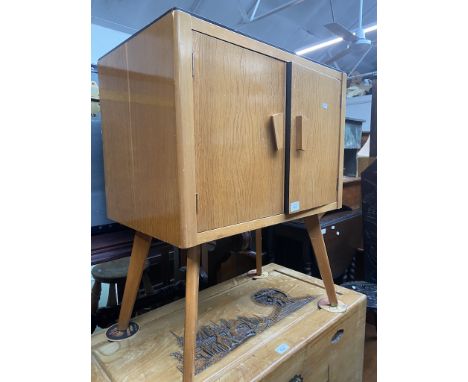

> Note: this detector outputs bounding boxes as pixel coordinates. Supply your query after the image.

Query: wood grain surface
[98,12,182,245]
[337,72,347,208]
[193,31,286,232]
[99,45,135,225]
[287,63,342,214]
[117,232,152,330]
[92,264,365,381]
[190,14,342,81]
[173,12,198,247]
[271,113,284,151]
[196,202,338,244]
[183,246,201,381]
[304,215,338,307]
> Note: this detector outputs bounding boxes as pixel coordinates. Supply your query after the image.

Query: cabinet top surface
[98,7,342,76]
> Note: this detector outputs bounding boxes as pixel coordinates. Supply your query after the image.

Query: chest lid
[92,263,365,381]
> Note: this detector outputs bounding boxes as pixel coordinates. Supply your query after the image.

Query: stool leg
[107,283,117,307]
[117,231,152,331]
[255,229,262,276]
[183,246,200,382]
[304,214,338,307]
[91,280,101,315]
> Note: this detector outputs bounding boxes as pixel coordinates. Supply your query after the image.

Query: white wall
[91,24,131,64]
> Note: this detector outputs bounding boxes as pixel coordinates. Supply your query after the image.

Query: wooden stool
[91,257,153,315]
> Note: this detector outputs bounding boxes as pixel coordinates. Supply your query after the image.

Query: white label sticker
[290,201,300,213]
[321,228,327,235]
[321,102,328,110]
[275,343,289,354]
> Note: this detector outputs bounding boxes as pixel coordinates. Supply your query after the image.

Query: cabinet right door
[286,62,343,214]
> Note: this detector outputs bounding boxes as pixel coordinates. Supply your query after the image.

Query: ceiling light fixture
[295,24,377,56]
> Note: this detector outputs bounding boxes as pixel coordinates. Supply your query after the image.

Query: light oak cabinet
[98,9,348,382]
[98,9,346,249]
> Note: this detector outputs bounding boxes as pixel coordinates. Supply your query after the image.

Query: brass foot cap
[318,298,347,313]
[247,269,269,279]
[105,321,139,341]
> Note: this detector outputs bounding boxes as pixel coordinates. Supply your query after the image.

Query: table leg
[183,246,200,382]
[304,214,338,307]
[117,231,152,331]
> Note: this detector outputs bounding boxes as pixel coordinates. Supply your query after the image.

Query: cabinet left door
[193,31,286,232]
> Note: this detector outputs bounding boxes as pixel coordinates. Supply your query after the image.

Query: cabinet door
[286,63,343,214]
[193,32,286,232]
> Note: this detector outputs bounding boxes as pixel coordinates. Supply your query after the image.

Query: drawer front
[193,31,286,232]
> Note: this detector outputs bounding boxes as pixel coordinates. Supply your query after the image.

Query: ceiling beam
[190,0,203,12]
[348,45,373,75]
[240,0,305,24]
[237,0,251,23]
[250,0,262,21]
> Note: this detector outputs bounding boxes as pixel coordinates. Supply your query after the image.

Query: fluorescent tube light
[295,24,377,56]
[364,24,377,33]
[296,37,343,55]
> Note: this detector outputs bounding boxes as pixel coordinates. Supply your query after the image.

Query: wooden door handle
[271,113,284,150]
[296,115,309,151]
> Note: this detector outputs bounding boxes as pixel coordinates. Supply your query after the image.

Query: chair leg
[117,231,152,331]
[183,246,200,382]
[304,214,338,307]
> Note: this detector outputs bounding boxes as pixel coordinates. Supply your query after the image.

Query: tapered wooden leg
[255,229,262,276]
[304,214,338,307]
[183,246,200,382]
[117,231,152,331]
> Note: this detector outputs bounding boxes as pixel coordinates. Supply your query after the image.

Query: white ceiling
[92,0,377,75]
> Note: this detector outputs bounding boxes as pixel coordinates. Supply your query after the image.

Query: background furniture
[343,117,364,177]
[266,208,362,282]
[346,94,372,133]
[91,229,182,331]
[91,257,151,314]
[342,176,362,210]
[361,160,377,284]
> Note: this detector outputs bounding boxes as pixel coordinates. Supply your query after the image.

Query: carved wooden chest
[92,264,366,381]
